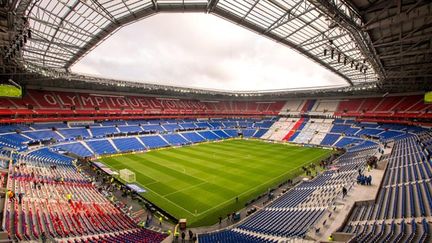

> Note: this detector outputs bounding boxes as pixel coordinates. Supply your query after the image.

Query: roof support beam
[42,1,81,66]
[263,0,307,33]
[212,6,353,86]
[206,0,219,13]
[308,0,385,81]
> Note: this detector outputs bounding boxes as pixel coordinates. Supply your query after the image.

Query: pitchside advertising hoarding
[425,92,432,103]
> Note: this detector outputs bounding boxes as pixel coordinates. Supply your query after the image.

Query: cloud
[71,13,347,91]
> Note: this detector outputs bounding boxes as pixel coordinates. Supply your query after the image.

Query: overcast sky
[71,13,347,91]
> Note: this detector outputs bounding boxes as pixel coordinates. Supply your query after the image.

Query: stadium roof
[1,0,431,93]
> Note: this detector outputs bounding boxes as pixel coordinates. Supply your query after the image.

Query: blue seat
[242,129,256,137]
[86,140,117,155]
[320,134,340,146]
[142,124,166,133]
[198,131,220,140]
[90,126,119,137]
[162,134,189,146]
[140,135,169,149]
[112,137,145,152]
[53,142,93,157]
[23,130,64,141]
[117,125,143,133]
[182,132,205,143]
[59,128,91,139]
[223,129,238,137]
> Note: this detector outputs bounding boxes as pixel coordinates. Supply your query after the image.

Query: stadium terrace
[0,0,431,243]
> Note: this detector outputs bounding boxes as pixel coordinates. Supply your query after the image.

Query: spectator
[66,193,72,203]
[18,193,24,204]
[342,187,347,198]
[7,190,14,201]
[41,232,47,243]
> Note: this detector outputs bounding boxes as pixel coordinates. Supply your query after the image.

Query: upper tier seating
[0,133,30,149]
[142,124,166,133]
[90,126,119,137]
[313,100,339,112]
[0,90,283,123]
[31,123,69,129]
[335,95,432,120]
[162,123,182,132]
[330,124,351,134]
[23,130,63,141]
[180,123,197,129]
[58,128,91,139]
[1,91,431,124]
[0,124,31,133]
[117,125,143,133]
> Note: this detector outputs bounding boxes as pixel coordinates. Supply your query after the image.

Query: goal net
[119,169,136,183]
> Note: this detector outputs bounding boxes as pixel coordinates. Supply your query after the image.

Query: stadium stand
[140,135,170,149]
[58,128,91,139]
[112,137,146,152]
[198,131,221,141]
[0,97,430,242]
[52,142,93,157]
[341,135,432,242]
[162,134,189,146]
[182,132,206,143]
[5,152,167,242]
[86,140,118,155]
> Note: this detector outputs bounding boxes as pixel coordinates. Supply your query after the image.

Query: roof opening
[71,13,347,91]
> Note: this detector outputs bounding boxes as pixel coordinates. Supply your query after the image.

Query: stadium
[0,0,431,242]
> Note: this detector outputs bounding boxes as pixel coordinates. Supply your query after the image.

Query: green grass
[99,139,333,227]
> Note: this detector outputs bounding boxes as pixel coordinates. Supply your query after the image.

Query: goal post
[119,169,136,183]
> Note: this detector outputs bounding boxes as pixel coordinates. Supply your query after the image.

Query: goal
[119,169,136,183]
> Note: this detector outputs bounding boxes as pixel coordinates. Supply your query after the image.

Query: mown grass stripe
[99,139,333,227]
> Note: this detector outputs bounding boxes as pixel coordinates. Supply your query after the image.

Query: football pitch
[99,139,333,227]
